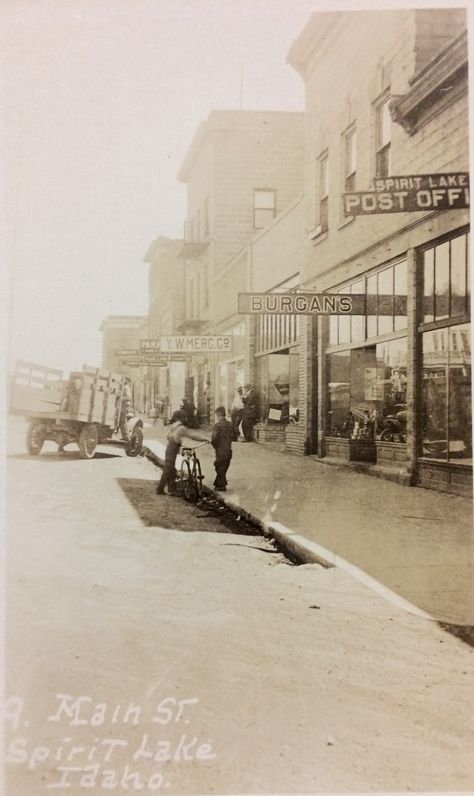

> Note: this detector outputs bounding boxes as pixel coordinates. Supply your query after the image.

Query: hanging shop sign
[124,359,189,367]
[115,348,139,357]
[238,293,407,315]
[343,172,469,215]
[160,335,233,352]
[121,354,189,365]
[140,339,161,352]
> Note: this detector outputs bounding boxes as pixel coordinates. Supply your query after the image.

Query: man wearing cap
[241,383,258,442]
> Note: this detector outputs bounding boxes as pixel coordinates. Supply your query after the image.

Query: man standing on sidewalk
[241,383,258,442]
[211,406,234,491]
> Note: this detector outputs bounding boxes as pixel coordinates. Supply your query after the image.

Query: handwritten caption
[5,692,217,790]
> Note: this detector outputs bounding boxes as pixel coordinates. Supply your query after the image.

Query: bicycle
[179,442,207,502]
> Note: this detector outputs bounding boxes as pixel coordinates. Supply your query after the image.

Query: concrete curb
[143,444,435,622]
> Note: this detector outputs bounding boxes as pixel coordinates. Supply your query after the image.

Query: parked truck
[10,361,144,459]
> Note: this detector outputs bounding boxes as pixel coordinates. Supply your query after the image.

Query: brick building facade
[284,8,470,495]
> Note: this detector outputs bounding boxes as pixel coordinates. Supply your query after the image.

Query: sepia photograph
[2,0,473,794]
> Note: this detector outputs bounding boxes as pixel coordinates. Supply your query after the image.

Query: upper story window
[344,128,357,192]
[203,197,210,237]
[375,95,391,178]
[203,262,209,309]
[319,153,329,232]
[254,189,276,229]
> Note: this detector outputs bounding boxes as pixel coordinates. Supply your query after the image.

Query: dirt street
[4,417,474,794]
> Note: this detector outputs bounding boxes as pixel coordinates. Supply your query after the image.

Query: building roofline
[99,315,146,331]
[177,109,304,183]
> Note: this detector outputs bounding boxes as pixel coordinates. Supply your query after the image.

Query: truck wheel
[26,422,44,455]
[125,427,143,457]
[78,424,98,459]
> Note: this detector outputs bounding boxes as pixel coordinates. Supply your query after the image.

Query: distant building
[143,237,185,418]
[176,109,305,419]
[99,315,145,376]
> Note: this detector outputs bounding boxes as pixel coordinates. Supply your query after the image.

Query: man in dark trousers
[241,383,258,442]
[211,406,234,492]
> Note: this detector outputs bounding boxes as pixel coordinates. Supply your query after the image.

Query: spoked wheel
[78,423,99,459]
[125,426,143,457]
[26,421,44,455]
[193,459,203,500]
[180,459,197,501]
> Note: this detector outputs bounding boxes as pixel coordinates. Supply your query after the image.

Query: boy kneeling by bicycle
[157,410,208,495]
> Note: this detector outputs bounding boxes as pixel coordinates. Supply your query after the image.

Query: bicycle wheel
[193,458,203,499]
[180,459,194,501]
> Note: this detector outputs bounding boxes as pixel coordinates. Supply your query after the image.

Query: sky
[3,0,470,375]
[3,0,320,373]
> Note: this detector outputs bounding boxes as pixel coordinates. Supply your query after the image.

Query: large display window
[257,348,299,424]
[327,338,407,440]
[421,323,471,462]
[419,229,471,464]
[326,259,408,442]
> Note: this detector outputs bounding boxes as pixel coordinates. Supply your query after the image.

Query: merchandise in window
[257,349,299,424]
[422,323,472,462]
[327,339,407,441]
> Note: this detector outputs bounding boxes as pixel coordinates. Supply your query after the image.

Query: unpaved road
[4,418,474,794]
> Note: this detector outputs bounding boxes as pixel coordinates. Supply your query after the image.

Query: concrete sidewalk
[143,421,473,626]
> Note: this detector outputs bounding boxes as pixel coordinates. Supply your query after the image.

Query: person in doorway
[230,386,244,440]
[156,410,208,495]
[119,378,132,441]
[180,397,198,428]
[241,383,258,442]
[211,406,233,491]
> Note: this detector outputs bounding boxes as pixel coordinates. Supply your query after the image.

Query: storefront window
[422,324,471,462]
[435,241,450,320]
[374,338,407,440]
[328,259,407,344]
[351,280,365,341]
[289,350,300,421]
[257,349,299,423]
[218,360,244,414]
[422,231,470,322]
[367,273,378,338]
[327,339,407,440]
[327,351,350,436]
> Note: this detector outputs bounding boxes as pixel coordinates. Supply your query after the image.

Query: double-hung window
[319,153,329,232]
[344,128,357,192]
[376,95,391,178]
[254,189,276,229]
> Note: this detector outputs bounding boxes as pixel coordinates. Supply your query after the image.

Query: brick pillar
[297,315,317,455]
[406,247,419,485]
[246,316,258,385]
[317,315,328,457]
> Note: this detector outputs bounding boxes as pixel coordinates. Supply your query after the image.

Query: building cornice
[389,30,467,135]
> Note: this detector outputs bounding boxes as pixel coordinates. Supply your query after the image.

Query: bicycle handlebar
[182,441,209,452]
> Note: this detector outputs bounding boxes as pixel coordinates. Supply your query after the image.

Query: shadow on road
[7,451,120,461]
[117,476,260,536]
